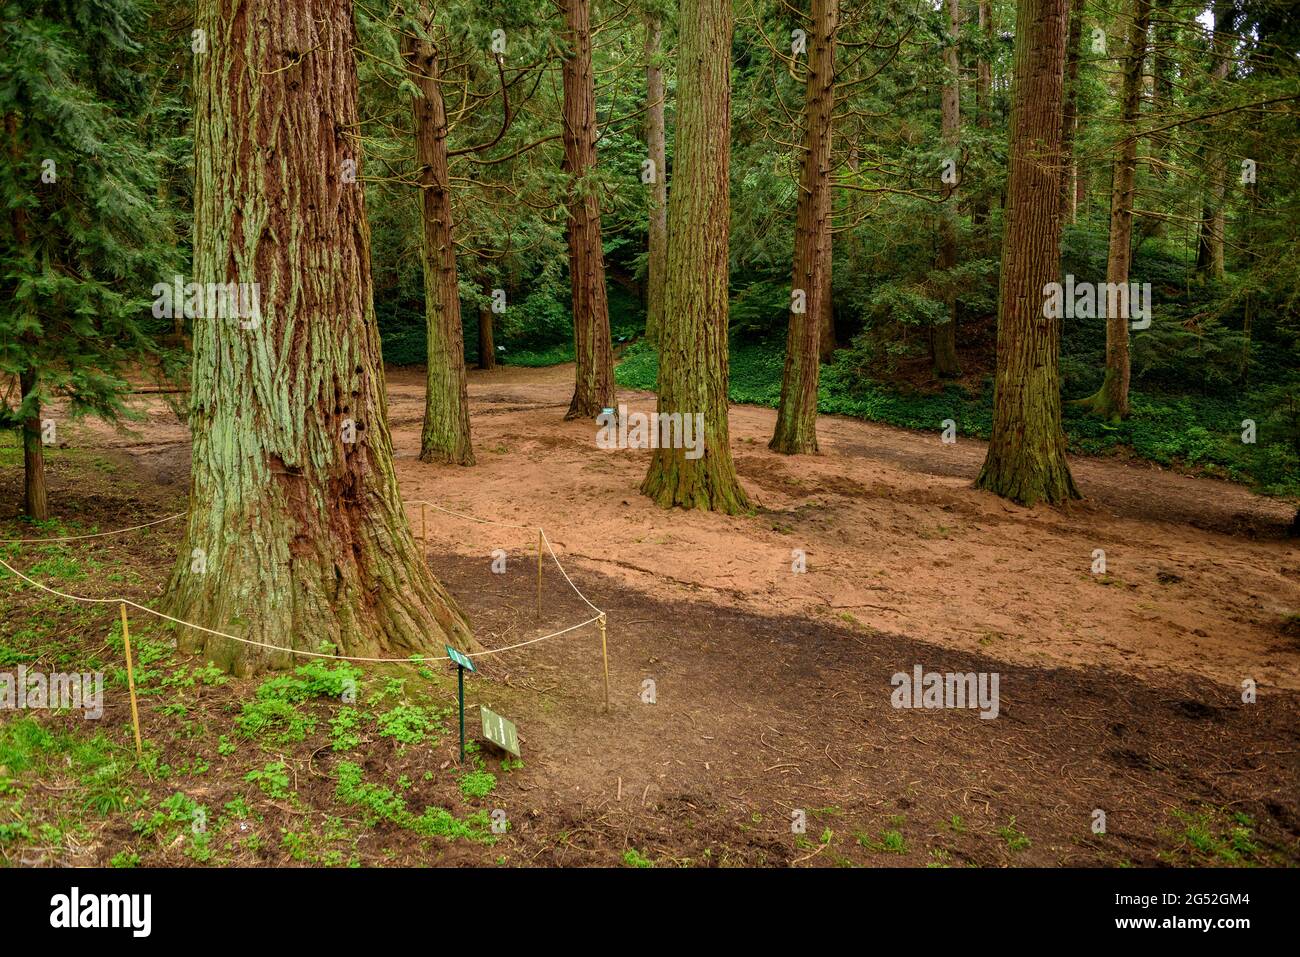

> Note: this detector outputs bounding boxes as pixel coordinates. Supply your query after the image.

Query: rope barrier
[0,513,185,544]
[0,498,605,665]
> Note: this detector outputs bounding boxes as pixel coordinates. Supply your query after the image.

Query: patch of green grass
[997,816,1031,852]
[857,829,907,853]
[1163,807,1262,865]
[622,847,653,868]
[333,760,494,844]
[375,703,440,746]
[458,769,497,801]
[244,762,291,800]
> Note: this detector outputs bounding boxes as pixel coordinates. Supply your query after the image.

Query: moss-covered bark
[167,0,474,675]
[561,0,615,419]
[974,0,1080,507]
[772,0,837,455]
[640,0,749,513]
[403,10,474,466]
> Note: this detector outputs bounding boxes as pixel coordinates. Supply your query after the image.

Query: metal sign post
[445,645,476,762]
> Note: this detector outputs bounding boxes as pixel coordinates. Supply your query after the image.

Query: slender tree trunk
[772,0,836,454]
[644,14,668,347]
[403,12,474,465]
[1197,2,1231,278]
[1077,0,1149,422]
[641,0,748,512]
[19,367,48,521]
[1060,0,1084,222]
[561,0,615,419]
[1151,0,1174,181]
[477,285,496,371]
[168,0,474,675]
[932,0,962,379]
[975,0,1080,507]
[973,0,993,226]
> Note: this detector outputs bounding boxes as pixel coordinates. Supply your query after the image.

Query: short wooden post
[536,531,543,620]
[599,613,610,714]
[119,603,144,764]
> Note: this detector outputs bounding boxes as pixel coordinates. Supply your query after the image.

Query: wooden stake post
[119,603,144,764]
[536,530,543,619]
[599,613,610,713]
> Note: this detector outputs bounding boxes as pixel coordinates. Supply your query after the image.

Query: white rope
[0,556,599,663]
[406,499,532,530]
[540,527,602,615]
[0,496,607,663]
[0,513,185,544]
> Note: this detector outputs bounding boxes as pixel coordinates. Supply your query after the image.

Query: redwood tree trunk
[1197,2,1231,278]
[561,0,615,419]
[477,289,496,371]
[975,0,1079,507]
[19,367,48,521]
[404,12,474,465]
[973,0,993,225]
[168,0,474,675]
[932,0,962,379]
[644,14,668,347]
[1060,0,1084,222]
[640,0,748,513]
[1078,0,1149,422]
[772,0,837,455]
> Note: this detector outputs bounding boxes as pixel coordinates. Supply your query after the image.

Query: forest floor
[0,362,1296,867]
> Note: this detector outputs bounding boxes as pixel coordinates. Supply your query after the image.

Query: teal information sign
[446,645,475,672]
[480,705,520,758]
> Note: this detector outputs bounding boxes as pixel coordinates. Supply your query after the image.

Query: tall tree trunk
[973,0,993,225]
[975,0,1080,507]
[561,0,615,419]
[403,11,474,465]
[772,0,837,454]
[1077,0,1149,422]
[1060,0,1084,222]
[640,0,748,512]
[644,14,668,347]
[168,0,474,675]
[19,367,48,521]
[1150,0,1174,181]
[1196,2,1232,278]
[477,283,496,371]
[932,0,962,379]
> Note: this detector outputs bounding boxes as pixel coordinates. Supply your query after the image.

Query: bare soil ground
[0,363,1296,867]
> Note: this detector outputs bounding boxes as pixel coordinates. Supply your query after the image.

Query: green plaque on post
[480,705,520,758]
[446,645,475,672]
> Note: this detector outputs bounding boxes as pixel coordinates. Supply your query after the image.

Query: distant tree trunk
[19,367,48,521]
[477,290,496,371]
[561,0,615,419]
[1151,0,1174,181]
[975,0,1080,507]
[168,0,474,675]
[641,0,748,512]
[1060,0,1084,221]
[973,0,992,225]
[1077,0,1149,422]
[772,0,837,455]
[932,0,962,379]
[644,14,668,347]
[1196,2,1231,278]
[403,11,474,465]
